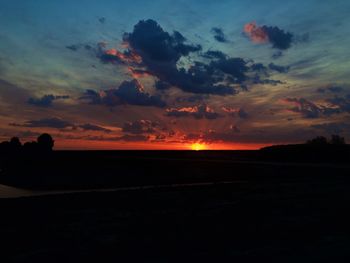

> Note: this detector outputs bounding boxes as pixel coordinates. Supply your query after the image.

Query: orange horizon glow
[51,139,272,151]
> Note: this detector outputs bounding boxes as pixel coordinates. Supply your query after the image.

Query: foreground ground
[1,151,350,262]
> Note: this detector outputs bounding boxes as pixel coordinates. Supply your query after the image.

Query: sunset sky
[0,0,349,150]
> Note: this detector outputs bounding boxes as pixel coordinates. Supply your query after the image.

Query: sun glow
[191,143,206,151]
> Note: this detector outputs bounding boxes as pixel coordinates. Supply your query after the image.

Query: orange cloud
[103,47,142,64]
[244,22,269,43]
[128,67,152,79]
[166,104,220,119]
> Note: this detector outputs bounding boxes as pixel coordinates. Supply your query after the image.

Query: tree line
[0,133,54,154]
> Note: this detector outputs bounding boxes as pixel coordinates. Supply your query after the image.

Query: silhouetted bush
[330,135,346,145]
[306,135,346,146]
[307,136,328,145]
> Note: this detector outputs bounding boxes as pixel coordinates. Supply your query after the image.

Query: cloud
[122,120,158,134]
[230,124,241,133]
[317,86,344,94]
[80,134,149,142]
[124,19,201,62]
[282,98,323,118]
[66,45,80,51]
[27,94,70,107]
[326,95,350,113]
[211,27,228,43]
[244,22,294,50]
[222,107,249,119]
[244,22,269,44]
[116,20,241,95]
[202,50,227,60]
[312,122,350,134]
[282,98,340,118]
[81,79,166,107]
[66,44,93,52]
[78,124,112,133]
[10,118,74,129]
[252,76,284,86]
[97,19,288,96]
[98,47,142,65]
[10,118,111,133]
[98,17,106,24]
[166,104,220,119]
[268,63,290,73]
[155,80,171,90]
[176,94,209,103]
[112,134,149,142]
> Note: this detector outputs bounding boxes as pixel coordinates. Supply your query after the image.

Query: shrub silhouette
[306,136,328,145]
[306,135,346,146]
[330,135,346,145]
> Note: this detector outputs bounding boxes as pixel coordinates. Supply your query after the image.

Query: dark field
[1,150,350,262]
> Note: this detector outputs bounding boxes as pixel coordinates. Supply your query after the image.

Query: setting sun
[191,143,207,151]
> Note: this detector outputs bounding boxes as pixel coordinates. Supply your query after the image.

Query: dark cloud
[262,26,293,50]
[249,63,286,85]
[112,134,149,142]
[244,22,294,50]
[81,79,166,107]
[124,19,201,62]
[201,50,227,60]
[326,95,350,113]
[211,27,228,43]
[97,19,288,96]
[155,80,171,90]
[80,89,102,105]
[10,118,73,129]
[238,108,249,119]
[27,94,69,107]
[268,63,290,73]
[122,120,158,134]
[272,51,283,59]
[230,124,241,133]
[176,94,209,103]
[210,57,248,83]
[283,98,323,118]
[15,130,41,138]
[97,46,142,65]
[252,75,284,86]
[98,17,106,24]
[81,134,149,142]
[10,118,111,133]
[222,107,249,119]
[120,20,242,95]
[115,79,166,107]
[282,97,340,118]
[251,63,267,72]
[166,104,220,119]
[66,45,79,51]
[317,86,344,94]
[312,122,350,134]
[78,124,111,133]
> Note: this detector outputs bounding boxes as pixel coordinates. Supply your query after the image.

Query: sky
[0,0,350,150]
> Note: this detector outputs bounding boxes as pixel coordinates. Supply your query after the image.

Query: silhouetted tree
[307,136,328,145]
[10,137,22,148]
[37,133,54,152]
[330,135,346,145]
[0,141,10,153]
[23,141,39,152]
